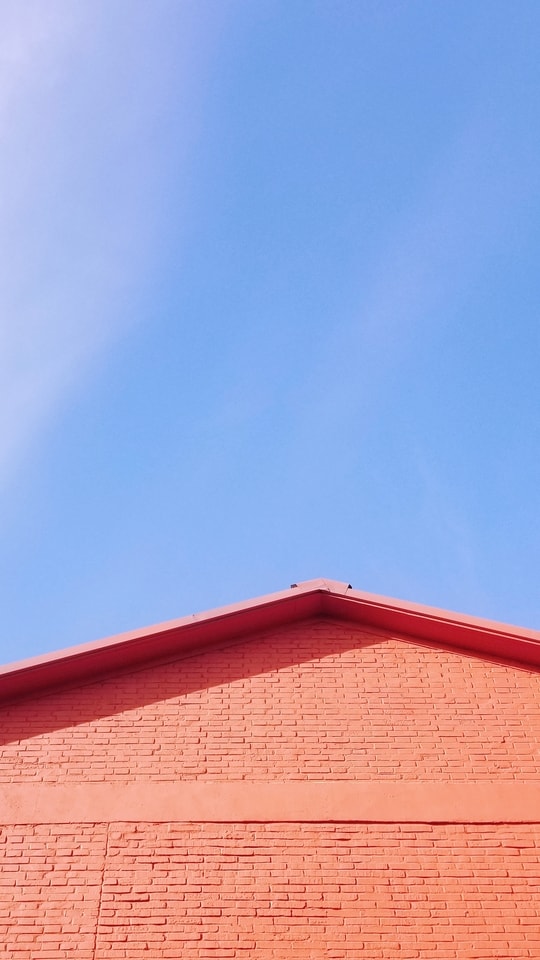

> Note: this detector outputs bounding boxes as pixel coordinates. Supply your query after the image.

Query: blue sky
[1,1,539,665]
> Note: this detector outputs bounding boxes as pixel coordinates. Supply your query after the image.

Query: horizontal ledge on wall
[1,781,540,825]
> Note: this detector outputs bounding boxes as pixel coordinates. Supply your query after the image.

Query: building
[1,578,540,958]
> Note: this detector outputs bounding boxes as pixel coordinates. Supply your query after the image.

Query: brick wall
[2,615,540,958]
[1,618,540,783]
[2,821,540,959]
[0,823,106,959]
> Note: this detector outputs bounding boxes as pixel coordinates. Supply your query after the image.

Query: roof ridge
[0,578,538,702]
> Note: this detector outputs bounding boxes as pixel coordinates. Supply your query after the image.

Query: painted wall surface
[1,616,540,957]
[2,821,540,959]
[2,618,540,783]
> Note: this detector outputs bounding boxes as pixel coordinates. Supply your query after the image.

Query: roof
[1,578,539,702]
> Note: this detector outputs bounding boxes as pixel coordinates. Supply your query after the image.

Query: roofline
[1,578,539,702]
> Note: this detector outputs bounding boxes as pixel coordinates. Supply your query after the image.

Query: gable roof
[1,578,539,703]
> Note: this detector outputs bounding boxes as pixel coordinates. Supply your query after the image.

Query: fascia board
[322,590,540,669]
[0,578,538,702]
[0,582,327,702]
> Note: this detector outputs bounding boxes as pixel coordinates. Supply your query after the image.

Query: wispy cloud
[0,6,84,478]
[0,2,218,491]
[273,113,539,600]
[291,111,538,431]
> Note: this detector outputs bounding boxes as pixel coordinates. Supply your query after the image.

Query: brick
[2,619,540,784]
[2,618,540,957]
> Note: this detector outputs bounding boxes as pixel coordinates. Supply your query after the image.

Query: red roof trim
[0,578,538,702]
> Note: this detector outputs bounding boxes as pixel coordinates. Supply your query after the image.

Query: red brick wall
[1,617,540,783]
[0,823,107,959]
[2,615,540,958]
[2,821,540,959]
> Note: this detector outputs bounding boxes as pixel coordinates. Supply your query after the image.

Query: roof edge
[0,580,333,701]
[1,579,538,702]
[320,588,540,668]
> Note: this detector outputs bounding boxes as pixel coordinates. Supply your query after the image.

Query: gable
[2,582,540,960]
[1,614,540,786]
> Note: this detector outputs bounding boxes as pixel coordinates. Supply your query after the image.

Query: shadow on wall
[0,617,383,746]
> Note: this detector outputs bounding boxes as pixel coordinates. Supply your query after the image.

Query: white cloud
[0,5,87,480]
[0,1,219,490]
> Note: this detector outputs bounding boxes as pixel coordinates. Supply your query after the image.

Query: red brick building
[1,578,540,958]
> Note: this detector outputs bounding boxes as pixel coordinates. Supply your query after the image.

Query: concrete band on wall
[1,781,540,824]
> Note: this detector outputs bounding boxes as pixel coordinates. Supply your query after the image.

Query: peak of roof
[289,578,352,592]
[1,579,539,703]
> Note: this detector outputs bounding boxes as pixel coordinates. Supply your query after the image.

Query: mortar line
[92,821,111,960]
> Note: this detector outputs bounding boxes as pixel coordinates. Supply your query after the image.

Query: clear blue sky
[1,1,539,665]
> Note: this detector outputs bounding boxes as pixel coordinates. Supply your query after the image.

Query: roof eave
[321,589,540,669]
[0,578,538,702]
[0,580,328,702]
